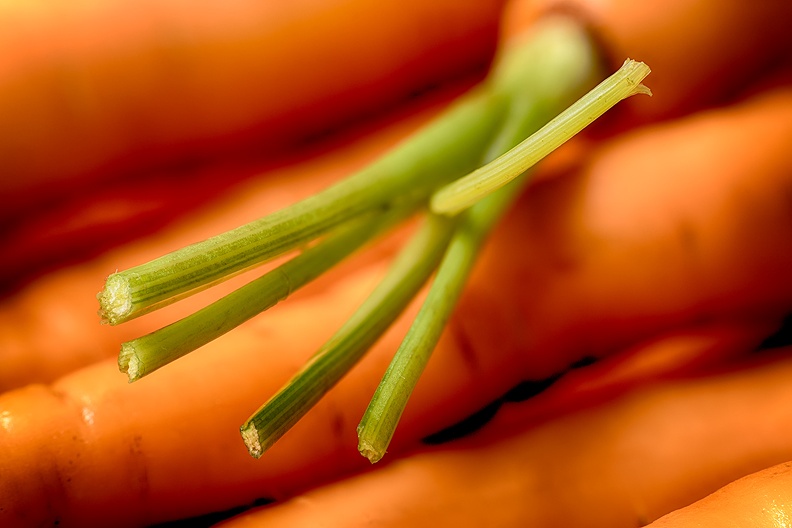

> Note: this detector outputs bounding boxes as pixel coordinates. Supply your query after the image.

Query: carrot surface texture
[93,14,652,463]
[218,341,792,528]
[2,1,792,526]
[4,53,792,528]
[0,0,506,221]
[647,461,792,528]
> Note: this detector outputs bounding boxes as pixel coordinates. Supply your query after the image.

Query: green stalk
[357,15,605,463]
[240,213,457,458]
[237,14,604,459]
[97,87,506,326]
[357,178,524,463]
[118,206,412,382]
[431,58,652,215]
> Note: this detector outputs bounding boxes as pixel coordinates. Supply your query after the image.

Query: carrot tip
[97,274,132,325]
[241,424,263,459]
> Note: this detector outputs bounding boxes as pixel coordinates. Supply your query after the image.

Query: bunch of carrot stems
[96,16,650,462]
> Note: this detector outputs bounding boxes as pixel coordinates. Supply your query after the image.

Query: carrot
[646,461,792,528]
[0,93,444,295]
[4,0,788,286]
[506,0,792,121]
[2,78,792,526]
[0,0,505,220]
[0,100,435,391]
[215,346,792,528]
[0,70,786,392]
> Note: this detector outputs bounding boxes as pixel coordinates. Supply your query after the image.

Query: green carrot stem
[431,58,651,215]
[97,88,505,326]
[236,14,602,460]
[357,15,604,462]
[357,177,525,463]
[240,213,458,458]
[118,206,412,382]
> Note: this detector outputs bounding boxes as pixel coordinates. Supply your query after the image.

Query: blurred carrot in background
[0,0,504,209]
[4,0,791,290]
[509,0,792,120]
[0,0,505,287]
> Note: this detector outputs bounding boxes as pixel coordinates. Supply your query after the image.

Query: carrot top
[97,15,650,462]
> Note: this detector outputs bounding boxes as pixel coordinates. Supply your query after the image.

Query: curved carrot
[647,462,792,527]
[4,0,789,285]
[2,79,792,526]
[0,103,430,390]
[0,0,505,219]
[506,0,792,120]
[4,69,792,393]
[216,346,792,528]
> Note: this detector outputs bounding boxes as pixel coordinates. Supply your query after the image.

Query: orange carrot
[0,0,505,219]
[0,99,443,391]
[506,0,792,121]
[4,0,790,283]
[4,68,792,393]
[2,79,792,526]
[215,346,792,528]
[647,461,792,528]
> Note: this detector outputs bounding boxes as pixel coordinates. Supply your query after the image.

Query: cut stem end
[358,439,385,464]
[97,274,133,326]
[241,424,263,459]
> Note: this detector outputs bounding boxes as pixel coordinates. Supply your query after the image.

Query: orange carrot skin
[0,266,393,527]
[0,0,505,219]
[216,346,792,528]
[459,85,792,385]
[647,462,792,528]
[506,0,792,121]
[4,74,792,394]
[0,312,772,527]
[3,84,792,526]
[0,100,434,392]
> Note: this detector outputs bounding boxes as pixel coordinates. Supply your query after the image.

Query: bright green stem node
[240,214,457,458]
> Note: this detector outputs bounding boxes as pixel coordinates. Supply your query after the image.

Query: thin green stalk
[240,213,458,458]
[357,177,525,463]
[357,15,605,462]
[431,58,652,215]
[237,14,602,460]
[97,87,506,326]
[118,207,412,382]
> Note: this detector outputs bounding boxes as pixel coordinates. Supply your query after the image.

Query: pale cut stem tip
[97,274,132,326]
[241,424,263,459]
[118,342,134,372]
[126,355,141,383]
[118,342,142,383]
[358,439,384,464]
[430,59,651,215]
